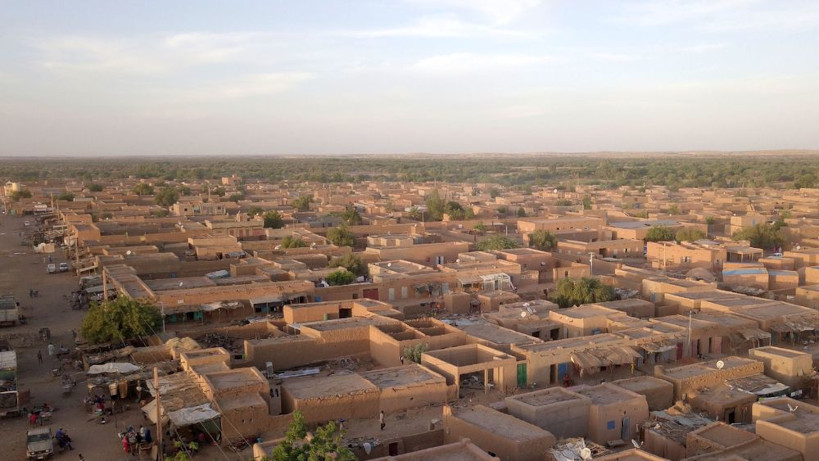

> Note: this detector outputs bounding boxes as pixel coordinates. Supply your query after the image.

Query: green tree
[177,185,192,196]
[57,192,75,201]
[644,226,676,242]
[228,193,244,203]
[131,183,154,196]
[329,253,368,277]
[280,236,308,249]
[582,196,593,210]
[529,229,558,251]
[247,206,264,217]
[80,297,162,345]
[326,269,356,286]
[327,225,355,247]
[267,411,355,461]
[489,188,501,199]
[154,187,180,207]
[10,189,32,201]
[732,223,786,251]
[516,207,526,217]
[88,184,104,192]
[425,190,446,221]
[444,201,467,220]
[794,173,817,189]
[675,227,706,243]
[476,235,520,251]
[550,277,617,309]
[340,206,363,225]
[555,199,574,206]
[402,343,428,363]
[668,204,680,215]
[473,223,488,234]
[212,186,226,197]
[292,195,313,212]
[263,210,284,229]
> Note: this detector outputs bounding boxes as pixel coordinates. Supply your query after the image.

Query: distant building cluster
[6,174,819,460]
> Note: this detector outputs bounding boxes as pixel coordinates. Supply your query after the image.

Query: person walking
[37,350,43,365]
[379,410,386,431]
[47,342,56,359]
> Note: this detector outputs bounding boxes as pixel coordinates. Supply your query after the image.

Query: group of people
[121,425,152,456]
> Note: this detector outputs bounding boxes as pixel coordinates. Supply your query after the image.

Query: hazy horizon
[2,1,818,156]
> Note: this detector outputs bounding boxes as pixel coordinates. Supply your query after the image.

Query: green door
[517,363,527,388]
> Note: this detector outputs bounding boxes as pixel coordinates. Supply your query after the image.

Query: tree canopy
[550,277,617,309]
[675,227,706,243]
[732,223,786,251]
[340,207,363,225]
[87,183,104,192]
[263,210,284,229]
[280,236,308,249]
[475,235,520,251]
[292,195,313,212]
[154,187,180,207]
[327,225,355,247]
[131,183,154,196]
[529,230,558,251]
[326,269,356,286]
[80,297,162,345]
[265,411,355,461]
[644,226,676,242]
[329,253,367,277]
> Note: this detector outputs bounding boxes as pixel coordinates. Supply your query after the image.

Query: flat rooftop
[551,304,623,319]
[692,422,756,447]
[660,356,758,380]
[508,387,587,407]
[146,276,216,291]
[451,405,552,442]
[518,333,624,354]
[282,372,377,399]
[575,383,640,405]
[613,376,672,394]
[459,322,542,346]
[360,364,445,389]
[300,316,394,331]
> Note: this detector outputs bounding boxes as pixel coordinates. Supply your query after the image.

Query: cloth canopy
[87,362,141,375]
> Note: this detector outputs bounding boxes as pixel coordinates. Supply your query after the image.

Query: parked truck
[0,339,20,417]
[0,295,20,327]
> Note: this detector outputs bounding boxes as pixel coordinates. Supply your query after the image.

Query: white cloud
[407,0,543,25]
[617,0,819,32]
[412,53,552,74]
[342,14,542,39]
[593,53,645,62]
[175,72,314,103]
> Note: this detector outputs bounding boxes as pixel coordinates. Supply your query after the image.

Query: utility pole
[155,366,163,461]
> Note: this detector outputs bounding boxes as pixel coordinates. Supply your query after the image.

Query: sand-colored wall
[443,406,555,461]
[281,386,380,424]
[505,390,591,439]
[655,360,764,401]
[749,347,813,388]
[586,391,649,445]
[644,429,687,461]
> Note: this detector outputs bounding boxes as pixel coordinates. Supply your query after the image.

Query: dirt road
[0,214,237,461]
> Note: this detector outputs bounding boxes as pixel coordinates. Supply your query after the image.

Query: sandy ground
[0,214,247,461]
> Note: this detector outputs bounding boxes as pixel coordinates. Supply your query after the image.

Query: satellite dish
[580,447,592,460]
[523,302,531,308]
[126,250,132,256]
[632,439,641,448]
[363,442,372,455]
[520,311,528,318]
[716,360,725,370]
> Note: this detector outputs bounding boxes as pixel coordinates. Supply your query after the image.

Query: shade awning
[167,403,220,427]
[639,338,678,354]
[249,295,283,305]
[457,275,483,285]
[571,346,640,372]
[739,328,771,341]
[202,301,244,312]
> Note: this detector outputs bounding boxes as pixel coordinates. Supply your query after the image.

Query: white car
[59,262,69,272]
[47,264,57,274]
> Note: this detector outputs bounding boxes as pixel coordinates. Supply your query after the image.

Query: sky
[1,0,818,156]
